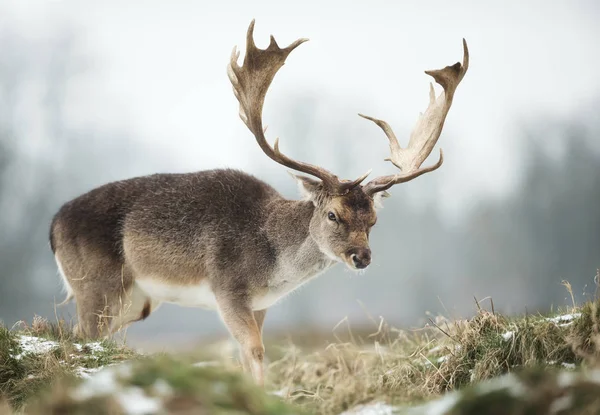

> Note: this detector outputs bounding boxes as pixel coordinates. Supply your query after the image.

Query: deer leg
[216,295,265,385]
[75,294,112,339]
[239,309,267,373]
[108,282,161,335]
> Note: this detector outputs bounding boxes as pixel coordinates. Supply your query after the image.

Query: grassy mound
[0,316,135,410]
[24,356,304,415]
[404,366,600,415]
[0,317,302,414]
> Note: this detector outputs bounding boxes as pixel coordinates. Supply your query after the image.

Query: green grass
[25,356,304,415]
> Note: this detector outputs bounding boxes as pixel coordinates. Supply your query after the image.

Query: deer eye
[327,212,337,222]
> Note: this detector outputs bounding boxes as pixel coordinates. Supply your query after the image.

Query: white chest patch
[251,258,336,311]
[136,278,219,310]
[251,289,290,311]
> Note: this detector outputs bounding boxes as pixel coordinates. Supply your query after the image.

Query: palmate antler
[361,39,469,196]
[227,20,370,195]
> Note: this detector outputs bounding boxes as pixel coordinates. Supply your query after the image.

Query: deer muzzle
[348,247,371,269]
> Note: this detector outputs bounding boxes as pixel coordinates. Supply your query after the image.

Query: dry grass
[267,299,600,414]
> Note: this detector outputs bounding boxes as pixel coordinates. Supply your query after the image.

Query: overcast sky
[2,0,599,221]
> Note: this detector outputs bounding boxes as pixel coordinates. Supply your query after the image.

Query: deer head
[228,20,469,270]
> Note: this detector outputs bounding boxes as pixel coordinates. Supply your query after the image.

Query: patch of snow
[74,342,105,353]
[71,363,164,414]
[546,313,581,326]
[72,367,119,400]
[74,366,103,379]
[340,401,396,415]
[152,379,173,396]
[561,362,576,370]
[502,331,514,341]
[550,394,573,414]
[556,371,576,388]
[12,335,59,359]
[588,369,600,385]
[475,373,526,398]
[116,387,162,415]
[192,361,220,368]
[409,393,459,415]
[437,355,448,363]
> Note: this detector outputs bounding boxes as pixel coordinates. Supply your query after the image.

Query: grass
[0,317,303,414]
[0,296,599,414]
[0,316,136,410]
[24,356,304,415]
[266,298,600,414]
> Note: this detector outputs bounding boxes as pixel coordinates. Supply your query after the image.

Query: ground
[1,295,600,414]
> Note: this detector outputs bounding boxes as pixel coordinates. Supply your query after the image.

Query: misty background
[1,1,599,349]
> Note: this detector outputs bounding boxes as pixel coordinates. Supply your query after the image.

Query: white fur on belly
[136,278,219,310]
[251,291,285,311]
[136,278,296,311]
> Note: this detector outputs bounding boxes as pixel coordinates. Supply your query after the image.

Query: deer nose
[349,247,371,269]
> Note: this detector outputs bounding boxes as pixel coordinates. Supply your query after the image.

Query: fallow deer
[49,20,469,384]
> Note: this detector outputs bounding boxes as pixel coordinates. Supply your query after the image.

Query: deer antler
[227,20,369,195]
[361,39,469,196]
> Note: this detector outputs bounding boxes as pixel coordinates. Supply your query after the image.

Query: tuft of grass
[429,307,580,392]
[0,317,135,411]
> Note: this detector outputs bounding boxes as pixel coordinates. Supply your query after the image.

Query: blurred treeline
[0,28,598,340]
[0,28,158,324]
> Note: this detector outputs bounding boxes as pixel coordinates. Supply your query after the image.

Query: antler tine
[361,39,469,196]
[228,20,369,194]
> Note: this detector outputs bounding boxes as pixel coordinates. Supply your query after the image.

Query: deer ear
[371,190,390,209]
[289,173,323,203]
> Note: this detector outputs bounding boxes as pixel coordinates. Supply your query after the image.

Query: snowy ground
[6,311,589,415]
[10,334,111,379]
[71,363,169,415]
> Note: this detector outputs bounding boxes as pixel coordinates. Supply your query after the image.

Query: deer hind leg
[108,282,161,335]
[216,294,265,385]
[75,294,112,339]
[56,248,143,339]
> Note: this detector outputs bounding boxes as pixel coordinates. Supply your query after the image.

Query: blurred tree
[461,116,600,312]
[0,26,152,324]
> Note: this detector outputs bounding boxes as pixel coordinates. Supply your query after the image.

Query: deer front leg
[238,309,267,374]
[216,294,265,385]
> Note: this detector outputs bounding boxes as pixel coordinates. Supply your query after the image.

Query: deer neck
[265,199,337,283]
